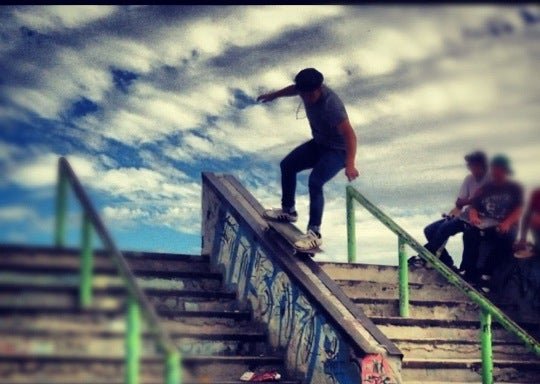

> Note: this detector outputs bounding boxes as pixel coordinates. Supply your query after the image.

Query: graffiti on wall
[204,186,361,383]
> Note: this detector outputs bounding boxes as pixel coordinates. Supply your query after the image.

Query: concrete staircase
[0,245,300,384]
[320,262,540,383]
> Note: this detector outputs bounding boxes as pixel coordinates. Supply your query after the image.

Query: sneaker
[408,255,426,268]
[294,229,322,252]
[264,208,298,223]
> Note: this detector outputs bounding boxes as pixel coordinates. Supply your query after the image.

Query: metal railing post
[480,310,494,384]
[126,296,141,384]
[346,186,357,263]
[398,236,410,317]
[54,166,68,247]
[80,213,93,308]
[165,350,181,384]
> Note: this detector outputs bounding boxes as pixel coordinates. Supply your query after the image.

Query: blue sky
[1,5,539,264]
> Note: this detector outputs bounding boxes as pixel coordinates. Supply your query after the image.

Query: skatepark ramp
[0,157,538,383]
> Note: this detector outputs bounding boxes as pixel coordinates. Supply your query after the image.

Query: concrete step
[0,271,223,292]
[404,382,534,384]
[0,302,252,322]
[0,354,288,383]
[402,358,540,382]
[320,262,451,285]
[0,313,260,335]
[394,339,536,361]
[0,380,299,384]
[0,288,240,313]
[0,381,299,384]
[354,297,481,321]
[337,279,469,302]
[0,245,217,279]
[376,320,525,344]
[0,330,269,358]
[2,377,298,384]
[371,316,540,339]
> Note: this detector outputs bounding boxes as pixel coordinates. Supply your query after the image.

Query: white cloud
[12,5,118,31]
[8,153,99,188]
[0,206,35,222]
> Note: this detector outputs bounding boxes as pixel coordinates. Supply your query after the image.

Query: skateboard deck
[263,217,323,257]
[457,209,499,230]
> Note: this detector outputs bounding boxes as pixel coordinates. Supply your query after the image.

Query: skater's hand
[257,92,276,103]
[345,165,359,182]
[469,209,482,227]
[497,220,512,234]
[447,207,461,218]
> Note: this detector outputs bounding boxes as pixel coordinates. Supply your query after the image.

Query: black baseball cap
[465,150,488,167]
[294,68,324,92]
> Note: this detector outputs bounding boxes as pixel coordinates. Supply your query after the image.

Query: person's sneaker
[294,229,322,252]
[480,285,491,294]
[408,255,426,268]
[479,274,491,294]
[263,208,298,223]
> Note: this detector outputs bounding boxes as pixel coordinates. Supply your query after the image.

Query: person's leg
[424,219,444,242]
[476,228,498,292]
[461,225,481,280]
[490,229,517,295]
[307,147,346,234]
[280,140,319,212]
[424,218,465,267]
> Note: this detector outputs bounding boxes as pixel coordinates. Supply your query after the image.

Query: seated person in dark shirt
[468,155,524,294]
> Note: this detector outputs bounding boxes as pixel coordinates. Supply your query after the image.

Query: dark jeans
[280,139,346,230]
[424,217,469,267]
[476,227,518,277]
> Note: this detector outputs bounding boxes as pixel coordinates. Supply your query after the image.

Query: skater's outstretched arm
[257,85,298,103]
[337,119,359,182]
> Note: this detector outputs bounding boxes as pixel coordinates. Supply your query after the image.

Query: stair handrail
[54,156,181,384]
[346,185,539,384]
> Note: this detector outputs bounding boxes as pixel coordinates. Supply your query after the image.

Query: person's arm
[468,187,484,227]
[455,197,471,210]
[337,119,359,181]
[455,177,472,209]
[257,85,298,103]
[498,207,523,234]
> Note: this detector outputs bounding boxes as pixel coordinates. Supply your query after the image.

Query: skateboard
[454,207,499,230]
[262,212,323,257]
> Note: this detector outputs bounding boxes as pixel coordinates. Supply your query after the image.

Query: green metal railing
[346,185,540,384]
[54,157,181,384]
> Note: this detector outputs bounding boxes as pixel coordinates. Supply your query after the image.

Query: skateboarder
[257,68,359,252]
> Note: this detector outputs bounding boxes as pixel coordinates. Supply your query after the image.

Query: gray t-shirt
[458,173,490,202]
[304,85,348,150]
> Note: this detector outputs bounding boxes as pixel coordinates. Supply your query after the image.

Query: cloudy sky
[1,5,539,265]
